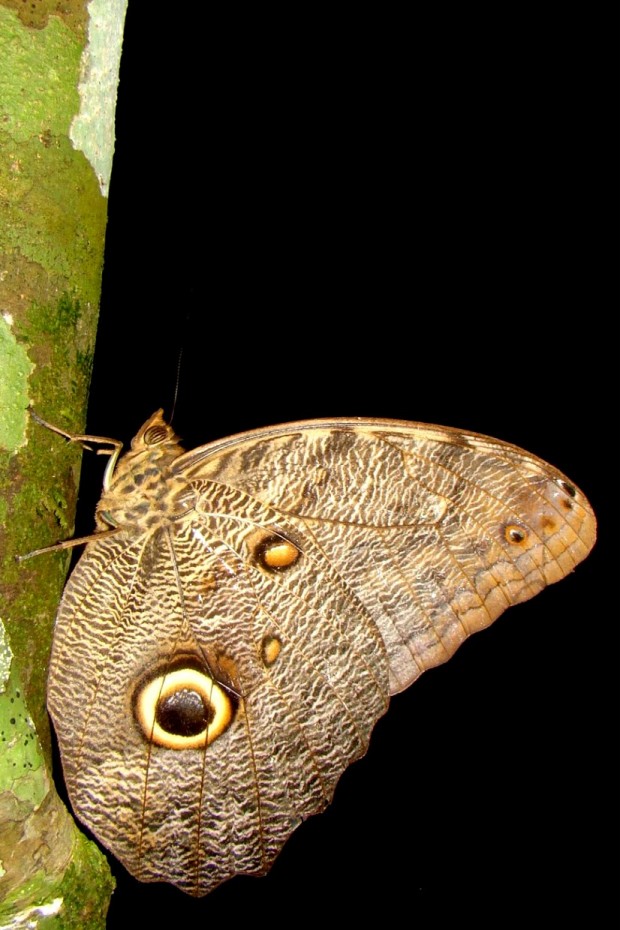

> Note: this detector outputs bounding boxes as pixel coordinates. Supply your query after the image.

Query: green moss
[0,9,108,310]
[0,135,106,304]
[19,294,95,428]
[0,292,90,744]
[0,640,48,806]
[0,627,108,926]
[0,885,63,928]
[29,296,82,335]
[75,348,95,385]
[0,9,81,142]
[1,432,79,749]
[56,835,115,929]
[0,828,113,930]
[0,316,34,453]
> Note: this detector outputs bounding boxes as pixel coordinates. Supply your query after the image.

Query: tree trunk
[0,2,128,924]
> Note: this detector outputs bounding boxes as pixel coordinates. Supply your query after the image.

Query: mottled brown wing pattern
[180,420,596,693]
[46,413,596,896]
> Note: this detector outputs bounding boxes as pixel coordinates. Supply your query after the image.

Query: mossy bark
[0,2,127,925]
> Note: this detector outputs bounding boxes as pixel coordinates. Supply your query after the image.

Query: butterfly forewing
[46,413,596,895]
[178,420,595,692]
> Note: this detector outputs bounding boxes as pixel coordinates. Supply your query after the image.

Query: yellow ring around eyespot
[135,668,232,750]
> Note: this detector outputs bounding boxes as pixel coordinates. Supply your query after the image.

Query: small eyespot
[261,635,282,667]
[255,535,301,571]
[134,666,235,749]
[557,479,576,498]
[505,524,528,545]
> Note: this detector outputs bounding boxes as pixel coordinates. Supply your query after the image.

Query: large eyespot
[134,665,236,750]
[254,534,302,572]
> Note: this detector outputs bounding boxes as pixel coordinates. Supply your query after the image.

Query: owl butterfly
[43,412,595,897]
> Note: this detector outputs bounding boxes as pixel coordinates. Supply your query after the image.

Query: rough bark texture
[0,1,127,925]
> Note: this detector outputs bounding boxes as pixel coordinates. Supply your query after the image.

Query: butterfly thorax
[94,410,195,533]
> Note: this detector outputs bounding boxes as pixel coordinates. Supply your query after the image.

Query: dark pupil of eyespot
[156,689,213,736]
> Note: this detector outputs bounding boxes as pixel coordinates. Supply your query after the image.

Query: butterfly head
[131,409,184,455]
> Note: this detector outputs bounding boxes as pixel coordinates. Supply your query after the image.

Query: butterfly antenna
[168,344,183,427]
[168,311,193,427]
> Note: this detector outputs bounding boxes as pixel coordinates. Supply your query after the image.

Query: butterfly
[43,411,596,896]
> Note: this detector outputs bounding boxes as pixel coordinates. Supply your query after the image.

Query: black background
[69,6,615,927]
